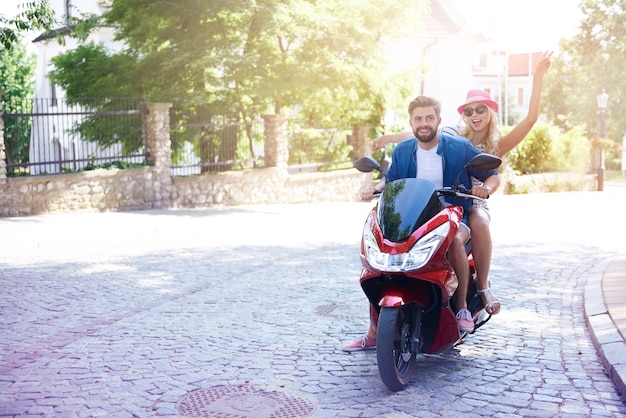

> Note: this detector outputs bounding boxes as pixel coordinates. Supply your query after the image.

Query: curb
[584,256,626,403]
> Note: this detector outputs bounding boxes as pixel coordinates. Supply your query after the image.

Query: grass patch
[606,170,626,184]
[505,172,596,194]
[503,169,625,194]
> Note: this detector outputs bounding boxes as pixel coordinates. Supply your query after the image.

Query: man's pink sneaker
[342,335,376,352]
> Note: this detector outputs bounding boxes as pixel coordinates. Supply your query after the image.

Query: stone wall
[0,165,369,217]
[0,103,372,217]
[172,168,368,207]
[0,167,155,217]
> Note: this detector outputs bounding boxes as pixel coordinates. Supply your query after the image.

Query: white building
[29,0,124,174]
[471,51,544,126]
[383,0,540,129]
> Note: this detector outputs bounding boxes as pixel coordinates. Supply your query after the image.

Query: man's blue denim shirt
[385,134,498,224]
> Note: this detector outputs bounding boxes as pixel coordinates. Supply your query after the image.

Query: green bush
[505,123,590,174]
[505,124,554,174]
[83,160,145,171]
[551,125,590,172]
[606,158,622,171]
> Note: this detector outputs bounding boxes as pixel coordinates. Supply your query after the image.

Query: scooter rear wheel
[376,305,418,391]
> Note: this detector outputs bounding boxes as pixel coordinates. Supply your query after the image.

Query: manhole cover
[176,384,316,418]
[314,303,357,320]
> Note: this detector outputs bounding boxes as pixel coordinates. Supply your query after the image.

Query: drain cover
[314,303,357,320]
[176,384,316,418]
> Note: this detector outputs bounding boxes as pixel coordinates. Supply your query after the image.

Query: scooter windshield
[377,178,444,242]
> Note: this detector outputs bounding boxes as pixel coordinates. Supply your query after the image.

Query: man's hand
[361,187,379,201]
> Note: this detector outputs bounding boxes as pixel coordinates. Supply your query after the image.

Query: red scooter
[353,153,502,391]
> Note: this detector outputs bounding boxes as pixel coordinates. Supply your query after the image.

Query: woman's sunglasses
[463,104,488,117]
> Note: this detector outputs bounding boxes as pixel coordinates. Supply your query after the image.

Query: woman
[343,51,552,351]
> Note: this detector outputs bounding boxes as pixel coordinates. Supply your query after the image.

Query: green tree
[543,0,625,146]
[1,40,36,167]
[0,0,55,49]
[50,0,426,155]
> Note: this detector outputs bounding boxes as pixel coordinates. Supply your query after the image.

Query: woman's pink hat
[457,90,499,114]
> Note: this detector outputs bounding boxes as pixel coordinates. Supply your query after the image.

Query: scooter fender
[377,281,433,308]
[379,294,405,307]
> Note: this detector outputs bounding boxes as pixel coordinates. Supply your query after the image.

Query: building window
[517,88,524,106]
[479,54,487,68]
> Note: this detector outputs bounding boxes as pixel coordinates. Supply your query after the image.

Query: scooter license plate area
[377,280,433,309]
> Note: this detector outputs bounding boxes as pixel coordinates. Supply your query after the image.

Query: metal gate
[1,97,146,176]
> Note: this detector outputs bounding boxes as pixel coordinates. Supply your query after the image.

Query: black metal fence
[169,114,354,176]
[2,97,355,178]
[170,112,265,176]
[285,120,353,173]
[1,97,146,176]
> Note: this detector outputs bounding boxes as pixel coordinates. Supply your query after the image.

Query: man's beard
[413,127,437,144]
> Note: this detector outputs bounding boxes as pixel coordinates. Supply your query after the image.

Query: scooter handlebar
[371,186,488,201]
[438,187,489,201]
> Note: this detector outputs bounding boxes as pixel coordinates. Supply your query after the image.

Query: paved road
[1,186,625,417]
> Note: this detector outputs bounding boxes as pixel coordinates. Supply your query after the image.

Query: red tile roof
[508,52,543,76]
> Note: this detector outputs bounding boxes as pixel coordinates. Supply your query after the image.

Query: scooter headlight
[363,224,386,268]
[364,222,450,272]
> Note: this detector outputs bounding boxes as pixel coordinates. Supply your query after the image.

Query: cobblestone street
[1,187,626,417]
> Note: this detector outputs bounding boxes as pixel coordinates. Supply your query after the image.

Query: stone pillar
[142,102,173,208]
[263,114,288,168]
[348,124,372,159]
[0,92,7,187]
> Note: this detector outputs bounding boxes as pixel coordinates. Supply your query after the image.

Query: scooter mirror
[465,153,502,171]
[454,153,502,190]
[354,157,384,174]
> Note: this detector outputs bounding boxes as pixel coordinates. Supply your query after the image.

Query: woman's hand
[471,185,492,199]
[372,132,413,150]
[372,136,388,150]
[534,51,553,79]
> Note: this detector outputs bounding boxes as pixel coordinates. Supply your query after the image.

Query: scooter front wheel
[376,305,419,391]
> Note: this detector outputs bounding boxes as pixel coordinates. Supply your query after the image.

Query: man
[344,95,500,351]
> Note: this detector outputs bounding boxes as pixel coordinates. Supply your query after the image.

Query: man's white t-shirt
[410,124,459,189]
[416,144,443,189]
